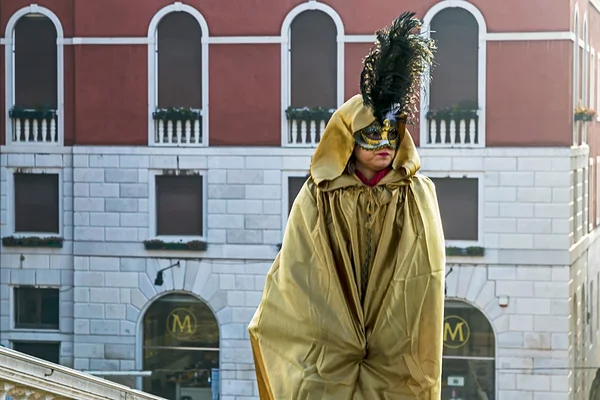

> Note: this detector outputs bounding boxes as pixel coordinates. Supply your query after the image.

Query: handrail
[0,346,166,400]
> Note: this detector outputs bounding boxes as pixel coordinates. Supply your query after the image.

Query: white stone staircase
[0,347,166,400]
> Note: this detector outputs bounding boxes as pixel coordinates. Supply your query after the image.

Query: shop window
[14,287,59,330]
[143,293,219,399]
[442,301,495,399]
[14,173,59,234]
[12,341,60,364]
[155,174,204,237]
[431,177,479,242]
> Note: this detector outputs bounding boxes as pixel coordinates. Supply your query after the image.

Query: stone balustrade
[0,347,165,400]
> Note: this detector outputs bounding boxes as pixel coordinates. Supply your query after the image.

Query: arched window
[148,4,208,146]
[443,300,495,399]
[5,6,63,144]
[421,2,485,147]
[282,3,343,147]
[142,293,219,399]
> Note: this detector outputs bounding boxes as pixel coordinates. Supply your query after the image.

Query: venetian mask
[354,106,406,151]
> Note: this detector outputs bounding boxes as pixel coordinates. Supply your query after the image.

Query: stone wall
[0,145,596,399]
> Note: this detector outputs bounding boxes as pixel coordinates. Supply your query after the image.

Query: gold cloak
[248,95,446,399]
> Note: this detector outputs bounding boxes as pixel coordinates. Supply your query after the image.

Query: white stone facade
[1,144,599,399]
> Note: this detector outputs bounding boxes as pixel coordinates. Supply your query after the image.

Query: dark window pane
[431,177,479,241]
[14,173,59,233]
[156,175,203,236]
[157,12,202,109]
[430,8,478,109]
[290,11,337,108]
[14,287,59,329]
[288,177,307,214]
[13,341,60,364]
[14,14,57,109]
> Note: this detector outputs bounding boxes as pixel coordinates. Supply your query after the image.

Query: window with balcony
[13,173,60,234]
[283,4,342,147]
[422,4,484,147]
[5,6,63,145]
[149,173,206,247]
[150,6,207,146]
[430,176,480,243]
[12,341,61,364]
[14,286,60,330]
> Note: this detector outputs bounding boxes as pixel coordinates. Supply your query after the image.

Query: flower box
[2,236,64,248]
[143,239,208,251]
[445,246,485,257]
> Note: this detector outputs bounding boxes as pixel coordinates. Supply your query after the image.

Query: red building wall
[0,0,591,148]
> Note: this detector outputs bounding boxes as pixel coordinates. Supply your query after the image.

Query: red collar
[355,167,391,187]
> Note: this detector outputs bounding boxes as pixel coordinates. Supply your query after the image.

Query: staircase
[0,346,166,400]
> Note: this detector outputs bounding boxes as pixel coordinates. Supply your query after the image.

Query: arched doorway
[442,300,495,399]
[143,293,219,400]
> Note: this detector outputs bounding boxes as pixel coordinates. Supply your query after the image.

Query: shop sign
[167,308,197,340]
[443,315,470,349]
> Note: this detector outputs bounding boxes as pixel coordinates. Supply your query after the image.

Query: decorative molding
[71,37,148,45]
[343,35,375,43]
[420,0,487,148]
[4,5,65,146]
[486,31,574,41]
[208,36,282,44]
[147,2,210,146]
[2,30,587,47]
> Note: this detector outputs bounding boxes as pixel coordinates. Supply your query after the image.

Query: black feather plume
[360,12,436,123]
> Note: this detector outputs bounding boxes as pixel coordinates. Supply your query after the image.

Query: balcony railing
[424,108,480,147]
[8,107,59,144]
[152,107,203,146]
[0,346,166,400]
[285,107,334,147]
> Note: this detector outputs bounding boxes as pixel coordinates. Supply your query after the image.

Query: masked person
[248,12,444,399]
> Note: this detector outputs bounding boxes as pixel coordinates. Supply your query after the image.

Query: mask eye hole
[388,130,399,140]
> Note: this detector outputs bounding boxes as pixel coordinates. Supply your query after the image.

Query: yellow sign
[167,308,197,340]
[443,315,470,349]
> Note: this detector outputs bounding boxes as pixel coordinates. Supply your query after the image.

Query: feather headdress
[360,12,436,124]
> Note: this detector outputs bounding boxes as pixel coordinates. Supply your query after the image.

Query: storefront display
[442,301,495,400]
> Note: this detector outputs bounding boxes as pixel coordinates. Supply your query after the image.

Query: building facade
[1,0,600,399]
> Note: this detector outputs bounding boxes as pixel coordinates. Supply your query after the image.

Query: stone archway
[142,293,219,400]
[442,300,496,399]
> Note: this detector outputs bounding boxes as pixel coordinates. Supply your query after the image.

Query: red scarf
[355,167,391,187]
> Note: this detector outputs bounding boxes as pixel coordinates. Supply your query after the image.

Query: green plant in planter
[9,106,57,120]
[152,107,202,122]
[445,246,485,257]
[143,239,208,251]
[574,106,596,122]
[2,236,64,248]
[285,106,335,123]
[426,101,478,121]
